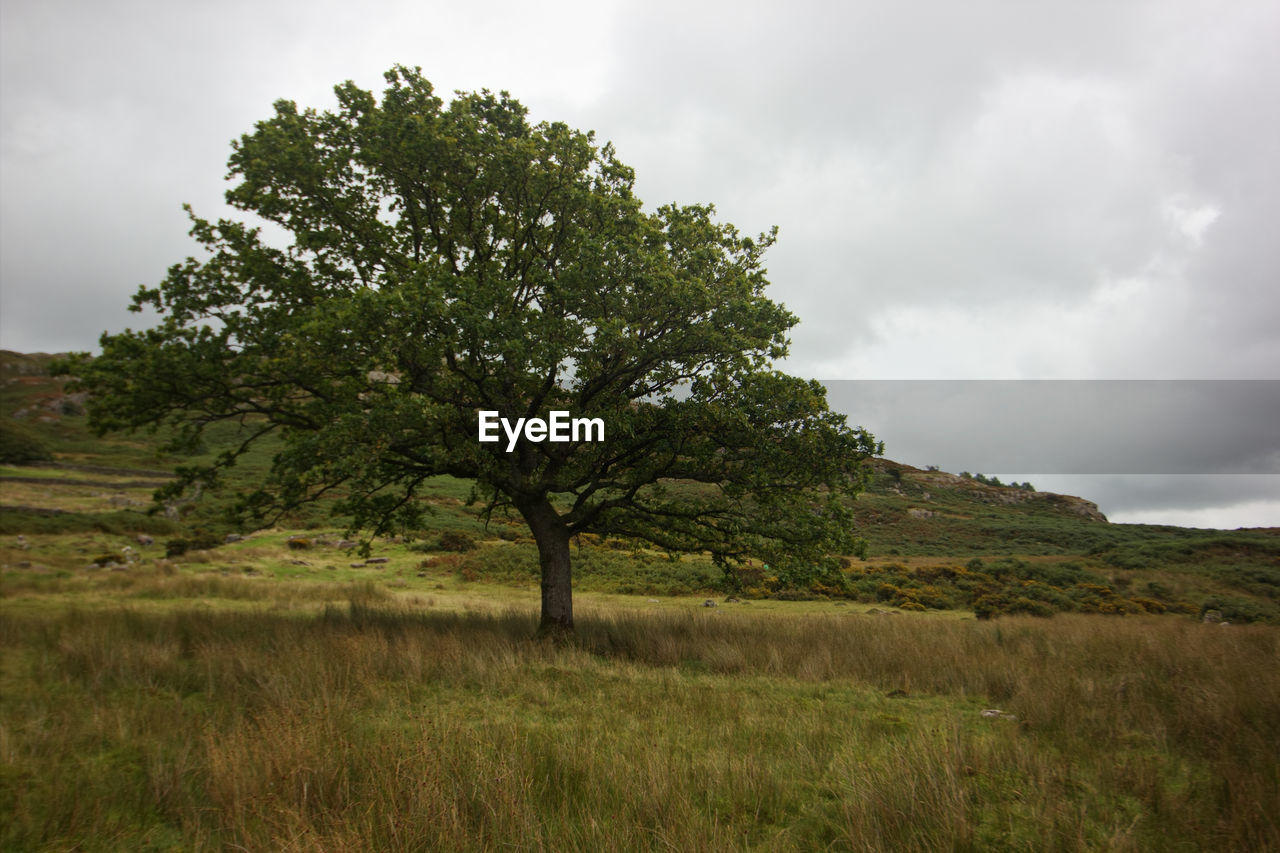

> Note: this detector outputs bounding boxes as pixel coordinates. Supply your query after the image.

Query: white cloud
[1162,195,1222,246]
[1107,499,1280,529]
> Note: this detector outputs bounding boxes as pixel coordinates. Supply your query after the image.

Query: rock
[647,598,660,604]
[980,709,1017,720]
[907,507,934,519]
[224,534,244,544]
[1202,609,1224,624]
[703,599,718,607]
[366,557,389,564]
[350,562,366,568]
[136,534,154,546]
[336,540,358,550]
[724,596,741,603]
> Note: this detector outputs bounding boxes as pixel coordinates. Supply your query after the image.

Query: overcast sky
[2,0,1277,527]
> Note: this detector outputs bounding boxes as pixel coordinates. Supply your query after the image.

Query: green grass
[1,574,1277,851]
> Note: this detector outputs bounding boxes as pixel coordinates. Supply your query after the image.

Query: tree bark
[519,497,574,637]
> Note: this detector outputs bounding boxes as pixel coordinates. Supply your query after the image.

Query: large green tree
[70,66,881,635]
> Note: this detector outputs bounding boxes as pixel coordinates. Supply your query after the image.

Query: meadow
[3,351,1279,849]
[2,558,1278,851]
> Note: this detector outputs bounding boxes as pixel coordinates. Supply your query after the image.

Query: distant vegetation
[0,419,53,464]
[960,471,1035,490]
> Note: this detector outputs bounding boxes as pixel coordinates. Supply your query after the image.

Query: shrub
[0,420,53,464]
[1006,596,1054,617]
[456,545,538,582]
[1127,597,1166,614]
[875,583,901,602]
[1199,597,1280,625]
[165,529,223,558]
[973,592,1053,619]
[973,594,1002,620]
[438,531,477,552]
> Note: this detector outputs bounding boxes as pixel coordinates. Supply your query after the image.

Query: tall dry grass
[1,596,1276,851]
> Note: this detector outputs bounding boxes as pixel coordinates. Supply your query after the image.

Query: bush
[165,529,223,558]
[973,592,1054,619]
[0,420,53,464]
[438,531,477,552]
[973,594,1002,620]
[457,544,539,582]
[1199,597,1280,625]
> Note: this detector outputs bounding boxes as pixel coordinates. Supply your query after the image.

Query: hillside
[3,350,1278,622]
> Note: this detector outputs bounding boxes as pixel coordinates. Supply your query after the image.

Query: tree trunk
[519,497,574,637]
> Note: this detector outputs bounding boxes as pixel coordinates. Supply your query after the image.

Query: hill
[3,349,1277,622]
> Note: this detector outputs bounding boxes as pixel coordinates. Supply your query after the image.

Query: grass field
[3,351,1279,849]
[2,561,1279,851]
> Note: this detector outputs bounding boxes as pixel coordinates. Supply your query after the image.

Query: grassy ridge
[1,578,1277,850]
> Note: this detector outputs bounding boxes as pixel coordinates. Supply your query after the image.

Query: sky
[2,0,1277,527]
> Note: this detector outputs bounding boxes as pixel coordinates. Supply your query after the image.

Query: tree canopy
[68,66,881,634]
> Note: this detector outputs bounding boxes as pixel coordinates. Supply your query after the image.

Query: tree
[66,66,881,636]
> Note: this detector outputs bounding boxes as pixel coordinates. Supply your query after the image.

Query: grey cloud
[825,380,1280,475]
[1028,475,1280,528]
[2,0,1276,525]
[592,1,1280,379]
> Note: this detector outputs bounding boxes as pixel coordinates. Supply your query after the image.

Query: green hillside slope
[3,350,1277,621]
